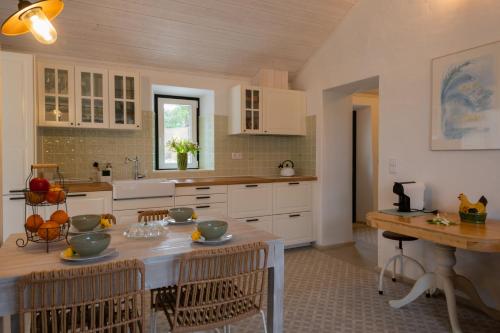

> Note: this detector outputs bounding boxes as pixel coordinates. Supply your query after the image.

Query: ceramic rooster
[458,193,488,214]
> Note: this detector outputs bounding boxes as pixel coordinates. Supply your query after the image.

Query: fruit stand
[16,164,70,253]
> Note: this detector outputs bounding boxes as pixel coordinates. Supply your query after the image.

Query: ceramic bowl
[197,220,228,240]
[459,211,487,224]
[71,215,101,232]
[69,233,111,257]
[169,207,194,222]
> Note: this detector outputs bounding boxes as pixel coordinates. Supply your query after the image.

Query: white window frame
[156,96,199,170]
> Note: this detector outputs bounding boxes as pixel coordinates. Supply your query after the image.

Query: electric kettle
[278,160,295,177]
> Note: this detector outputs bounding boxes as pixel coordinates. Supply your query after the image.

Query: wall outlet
[389,158,398,175]
[232,152,243,160]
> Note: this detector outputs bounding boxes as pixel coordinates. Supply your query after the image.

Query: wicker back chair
[138,210,169,223]
[152,242,269,333]
[18,259,145,333]
[100,213,117,224]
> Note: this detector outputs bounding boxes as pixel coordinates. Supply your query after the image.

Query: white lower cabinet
[273,182,312,214]
[237,215,273,233]
[2,196,26,242]
[112,196,174,224]
[228,184,273,218]
[184,203,228,216]
[45,191,112,220]
[272,212,313,246]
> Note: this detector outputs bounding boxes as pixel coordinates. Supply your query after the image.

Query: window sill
[152,168,215,174]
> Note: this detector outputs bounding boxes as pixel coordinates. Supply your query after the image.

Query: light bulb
[20,7,57,44]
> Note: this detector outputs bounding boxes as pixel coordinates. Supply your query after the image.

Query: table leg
[267,241,284,333]
[389,272,436,308]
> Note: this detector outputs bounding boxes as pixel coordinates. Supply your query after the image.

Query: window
[155,95,199,170]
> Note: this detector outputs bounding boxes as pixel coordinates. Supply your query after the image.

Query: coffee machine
[393,181,425,212]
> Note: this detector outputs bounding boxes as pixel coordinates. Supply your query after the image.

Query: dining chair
[101,213,117,224]
[151,242,269,333]
[138,210,169,223]
[17,259,146,333]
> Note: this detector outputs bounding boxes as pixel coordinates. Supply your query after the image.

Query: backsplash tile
[37,112,316,180]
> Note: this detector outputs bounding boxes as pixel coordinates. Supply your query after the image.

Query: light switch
[389,158,397,175]
[232,152,243,160]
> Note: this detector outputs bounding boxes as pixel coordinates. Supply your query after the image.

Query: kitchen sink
[113,179,175,200]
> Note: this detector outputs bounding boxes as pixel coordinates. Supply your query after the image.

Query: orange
[37,221,61,241]
[46,187,66,204]
[25,191,46,204]
[26,214,44,232]
[50,210,69,225]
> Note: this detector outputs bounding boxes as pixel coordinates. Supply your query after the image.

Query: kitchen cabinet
[273,181,312,214]
[75,66,109,128]
[237,215,273,233]
[227,183,273,218]
[37,62,75,127]
[229,85,306,135]
[175,185,227,196]
[175,193,227,206]
[263,88,306,135]
[273,212,313,246]
[109,71,141,129]
[184,202,228,216]
[113,196,174,224]
[1,51,35,242]
[44,191,113,220]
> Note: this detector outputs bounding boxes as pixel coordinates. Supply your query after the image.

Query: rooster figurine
[458,193,488,214]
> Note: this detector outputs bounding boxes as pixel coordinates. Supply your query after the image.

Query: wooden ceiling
[0,0,357,77]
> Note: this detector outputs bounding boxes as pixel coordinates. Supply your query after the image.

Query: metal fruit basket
[16,164,70,253]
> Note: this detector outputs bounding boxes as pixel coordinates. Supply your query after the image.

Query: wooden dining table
[0,217,285,333]
[367,211,500,333]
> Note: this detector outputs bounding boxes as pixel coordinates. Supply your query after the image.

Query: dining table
[0,216,285,333]
[366,211,500,333]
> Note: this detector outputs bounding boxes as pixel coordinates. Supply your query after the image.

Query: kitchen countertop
[65,176,317,192]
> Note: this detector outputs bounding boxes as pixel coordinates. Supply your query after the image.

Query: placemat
[378,209,430,217]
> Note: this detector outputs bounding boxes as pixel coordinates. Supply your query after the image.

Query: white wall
[293,0,500,308]
[355,106,373,223]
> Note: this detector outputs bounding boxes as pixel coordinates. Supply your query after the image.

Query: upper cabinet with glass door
[75,67,109,128]
[228,85,263,134]
[109,71,141,129]
[37,63,75,127]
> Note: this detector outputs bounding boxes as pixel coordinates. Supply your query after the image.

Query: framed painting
[432,41,500,150]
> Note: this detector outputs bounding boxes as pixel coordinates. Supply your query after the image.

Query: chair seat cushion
[382,231,418,242]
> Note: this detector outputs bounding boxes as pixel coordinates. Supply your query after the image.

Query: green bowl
[69,233,111,257]
[169,207,194,222]
[197,220,228,240]
[459,211,487,224]
[71,215,101,231]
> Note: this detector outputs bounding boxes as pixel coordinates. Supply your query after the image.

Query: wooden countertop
[171,175,318,187]
[366,211,500,253]
[63,176,317,192]
[65,182,113,193]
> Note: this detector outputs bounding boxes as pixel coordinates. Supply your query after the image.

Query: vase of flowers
[167,138,199,171]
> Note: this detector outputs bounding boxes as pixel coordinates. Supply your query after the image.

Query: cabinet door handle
[245,184,258,188]
[137,210,144,214]
[195,187,210,190]
[289,214,301,218]
[196,205,211,209]
[196,196,210,199]
[246,218,259,222]
[9,189,25,193]
[9,196,25,200]
[288,182,300,185]
[67,194,87,198]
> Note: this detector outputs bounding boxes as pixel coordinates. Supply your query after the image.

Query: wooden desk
[367,212,500,333]
[0,218,285,333]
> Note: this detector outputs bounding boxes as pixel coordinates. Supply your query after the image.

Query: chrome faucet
[125,156,145,180]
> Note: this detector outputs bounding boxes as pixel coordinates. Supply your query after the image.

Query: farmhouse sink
[113,179,175,200]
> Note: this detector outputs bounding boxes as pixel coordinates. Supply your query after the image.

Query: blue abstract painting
[440,57,494,139]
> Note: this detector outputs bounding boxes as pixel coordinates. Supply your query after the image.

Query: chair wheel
[392,278,396,282]
[378,290,383,295]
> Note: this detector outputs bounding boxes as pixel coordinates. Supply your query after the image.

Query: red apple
[29,177,50,193]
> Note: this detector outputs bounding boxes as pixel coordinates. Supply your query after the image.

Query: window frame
[154,94,200,170]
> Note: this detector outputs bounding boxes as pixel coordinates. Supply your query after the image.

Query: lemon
[192,211,198,220]
[100,218,112,229]
[191,230,202,241]
[63,247,75,258]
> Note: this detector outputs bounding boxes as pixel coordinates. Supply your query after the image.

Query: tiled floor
[148,225,500,332]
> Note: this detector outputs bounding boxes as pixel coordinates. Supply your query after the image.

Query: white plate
[68,225,110,235]
[193,234,233,245]
[164,218,195,225]
[60,248,117,262]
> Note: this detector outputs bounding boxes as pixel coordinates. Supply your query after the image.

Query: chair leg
[392,255,397,282]
[260,309,268,333]
[379,254,399,295]
[149,309,157,333]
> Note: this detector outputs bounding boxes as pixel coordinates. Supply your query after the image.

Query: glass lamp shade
[20,6,57,44]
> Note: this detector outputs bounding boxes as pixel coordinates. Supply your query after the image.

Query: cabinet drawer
[175,194,227,206]
[272,212,313,246]
[228,184,273,218]
[113,196,174,211]
[186,202,228,216]
[175,185,227,196]
[237,215,273,233]
[273,182,312,214]
[45,191,112,219]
